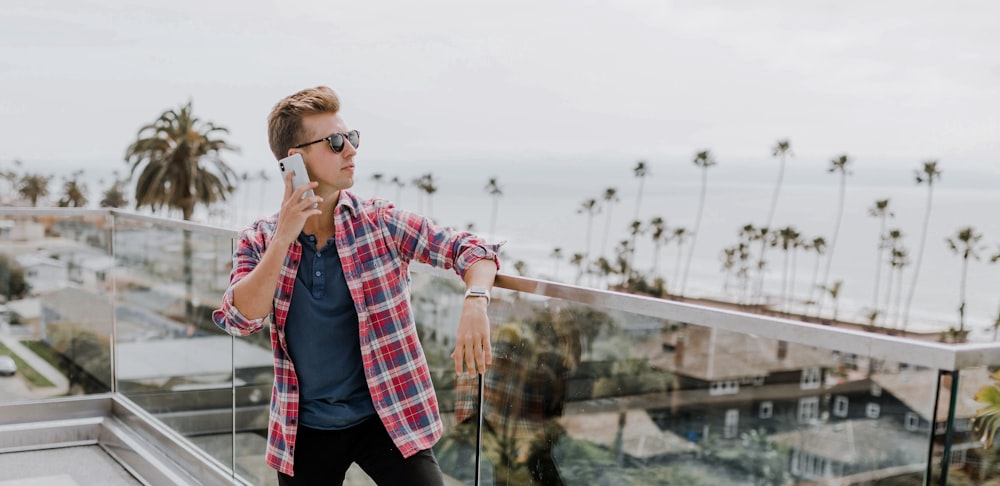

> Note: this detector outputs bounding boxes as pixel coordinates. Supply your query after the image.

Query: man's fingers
[464,342,476,376]
[282,170,294,200]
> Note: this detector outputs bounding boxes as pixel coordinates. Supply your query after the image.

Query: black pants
[276,416,445,486]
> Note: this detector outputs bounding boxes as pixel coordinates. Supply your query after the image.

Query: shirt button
[315,271,322,277]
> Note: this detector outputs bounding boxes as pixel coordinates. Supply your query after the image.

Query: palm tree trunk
[903,185,934,330]
[817,172,847,318]
[893,267,905,329]
[601,205,614,258]
[809,253,822,311]
[790,246,800,313]
[182,206,195,336]
[673,241,684,296]
[959,256,969,333]
[681,169,708,297]
[872,216,886,320]
[882,263,895,328]
[756,156,787,303]
[782,248,791,313]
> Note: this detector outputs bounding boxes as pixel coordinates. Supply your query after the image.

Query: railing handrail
[5,206,1000,372]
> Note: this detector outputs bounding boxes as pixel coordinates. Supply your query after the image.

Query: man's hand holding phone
[273,160,322,247]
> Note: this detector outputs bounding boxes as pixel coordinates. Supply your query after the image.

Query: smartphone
[278,153,317,208]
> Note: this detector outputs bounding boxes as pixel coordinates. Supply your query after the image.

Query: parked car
[0,355,16,376]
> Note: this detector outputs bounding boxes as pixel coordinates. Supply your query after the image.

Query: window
[798,397,819,422]
[759,401,773,419]
[709,380,739,396]
[905,412,920,431]
[724,409,739,439]
[833,396,849,418]
[801,367,821,390]
[871,383,882,396]
[866,402,880,419]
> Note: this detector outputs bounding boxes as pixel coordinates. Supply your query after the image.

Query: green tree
[806,236,827,310]
[57,170,88,208]
[570,252,585,285]
[682,150,717,297]
[881,229,905,327]
[0,254,31,300]
[599,187,619,259]
[903,160,942,330]
[868,199,893,326]
[817,154,852,319]
[946,226,985,334]
[484,177,503,238]
[755,139,793,305]
[648,216,667,278]
[775,226,801,312]
[17,172,52,207]
[629,161,650,277]
[577,198,601,267]
[125,100,238,328]
[99,172,129,208]
[370,172,384,197]
[413,173,438,219]
[671,227,690,296]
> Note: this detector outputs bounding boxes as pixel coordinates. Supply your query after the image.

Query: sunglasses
[293,129,361,153]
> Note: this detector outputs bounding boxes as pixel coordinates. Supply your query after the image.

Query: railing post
[939,370,960,485]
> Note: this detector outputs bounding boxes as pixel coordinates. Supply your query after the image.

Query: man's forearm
[232,236,295,320]
[463,259,498,290]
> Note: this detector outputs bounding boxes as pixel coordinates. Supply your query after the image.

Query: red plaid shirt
[212,190,500,476]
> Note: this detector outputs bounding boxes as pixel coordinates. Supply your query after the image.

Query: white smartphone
[278,153,317,208]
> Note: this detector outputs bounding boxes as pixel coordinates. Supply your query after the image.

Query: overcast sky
[2,0,998,181]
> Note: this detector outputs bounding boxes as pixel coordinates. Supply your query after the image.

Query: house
[651,325,839,442]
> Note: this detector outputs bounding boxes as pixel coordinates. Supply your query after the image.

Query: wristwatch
[464,285,491,305]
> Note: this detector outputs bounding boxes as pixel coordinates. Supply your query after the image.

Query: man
[212,86,500,485]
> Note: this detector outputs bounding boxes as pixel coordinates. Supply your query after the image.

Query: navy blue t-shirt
[284,232,375,430]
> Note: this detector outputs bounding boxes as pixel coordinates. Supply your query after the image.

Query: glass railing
[2,208,1000,485]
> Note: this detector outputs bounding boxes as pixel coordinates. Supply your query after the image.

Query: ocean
[30,156,1000,340]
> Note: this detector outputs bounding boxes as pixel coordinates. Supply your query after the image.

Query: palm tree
[624,219,643,284]
[903,160,943,330]
[819,280,844,323]
[889,245,910,329]
[881,229,905,326]
[100,172,129,209]
[57,170,88,208]
[868,199,893,325]
[600,187,619,258]
[577,198,601,264]
[484,177,503,239]
[630,161,650,273]
[648,216,667,277]
[720,246,737,295]
[816,154,852,318]
[512,260,528,277]
[806,236,827,310]
[671,227,690,296]
[682,150,717,297]
[17,173,52,206]
[371,172,384,197]
[125,99,238,330]
[946,226,985,334]
[775,226,801,312]
[755,139,793,304]
[390,175,405,203]
[550,247,563,281]
[570,252,585,285]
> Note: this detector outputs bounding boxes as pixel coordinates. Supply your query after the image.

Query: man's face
[293,112,357,193]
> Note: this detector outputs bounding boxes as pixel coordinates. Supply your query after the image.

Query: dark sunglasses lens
[327,134,345,153]
[347,130,360,149]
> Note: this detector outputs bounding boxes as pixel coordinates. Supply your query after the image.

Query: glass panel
[938,365,1000,485]
[0,213,113,403]
[111,216,237,475]
[412,269,942,485]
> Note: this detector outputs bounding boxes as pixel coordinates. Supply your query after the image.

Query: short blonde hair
[267,86,341,159]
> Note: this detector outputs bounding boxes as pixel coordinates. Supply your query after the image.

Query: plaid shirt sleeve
[212,217,274,336]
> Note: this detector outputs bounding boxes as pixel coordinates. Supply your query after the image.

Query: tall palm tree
[671,227,690,296]
[577,198,601,264]
[624,219,643,284]
[819,280,844,323]
[682,150,717,297]
[775,226,801,312]
[550,247,564,281]
[125,100,238,330]
[755,139,793,304]
[868,199,893,325]
[600,187,619,259]
[391,176,405,203]
[881,229,905,327]
[903,160,943,329]
[630,161,650,273]
[413,173,437,219]
[648,216,667,277]
[371,172,384,197]
[17,173,52,207]
[816,154,852,318]
[889,244,910,329]
[720,246,738,295]
[484,177,503,238]
[57,170,88,208]
[946,226,985,334]
[570,252,585,285]
[807,236,828,310]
